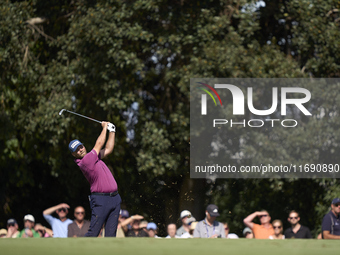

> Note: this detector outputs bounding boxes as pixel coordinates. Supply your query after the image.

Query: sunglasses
[273,226,282,229]
[57,208,67,213]
[334,203,340,207]
[289,217,298,220]
[225,227,229,230]
[259,215,268,218]
[7,223,15,227]
[75,212,85,215]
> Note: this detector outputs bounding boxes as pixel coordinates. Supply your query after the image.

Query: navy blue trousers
[85,193,121,237]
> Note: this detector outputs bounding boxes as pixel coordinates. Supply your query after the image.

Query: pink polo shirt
[75,149,118,193]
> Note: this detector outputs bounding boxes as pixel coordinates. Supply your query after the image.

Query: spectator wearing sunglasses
[6,218,20,238]
[284,210,312,239]
[322,198,340,239]
[243,210,274,239]
[68,206,91,237]
[269,220,285,239]
[43,203,73,238]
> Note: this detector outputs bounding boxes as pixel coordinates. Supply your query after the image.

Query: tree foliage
[1,0,339,236]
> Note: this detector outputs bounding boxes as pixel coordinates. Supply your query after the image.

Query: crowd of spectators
[1,198,339,239]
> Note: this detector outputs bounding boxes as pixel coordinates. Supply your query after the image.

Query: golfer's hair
[288,210,299,217]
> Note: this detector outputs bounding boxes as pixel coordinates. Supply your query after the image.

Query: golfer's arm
[93,127,107,155]
[43,205,59,215]
[101,132,115,159]
[323,230,340,239]
[243,212,257,229]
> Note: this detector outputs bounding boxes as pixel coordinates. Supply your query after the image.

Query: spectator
[181,221,197,238]
[68,206,91,237]
[116,209,130,237]
[176,210,192,236]
[126,217,149,237]
[0,229,7,238]
[166,223,180,238]
[43,203,73,238]
[147,222,160,238]
[224,222,239,239]
[18,214,40,238]
[193,204,225,238]
[243,210,274,239]
[322,198,340,239]
[6,218,20,238]
[140,220,148,235]
[34,223,53,237]
[269,220,285,239]
[284,210,312,239]
[243,227,254,239]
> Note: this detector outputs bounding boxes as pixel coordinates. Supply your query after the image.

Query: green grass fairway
[1,238,338,255]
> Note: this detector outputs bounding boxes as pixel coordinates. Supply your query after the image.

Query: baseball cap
[187,217,196,225]
[24,214,35,223]
[147,222,157,230]
[332,198,340,204]
[0,228,8,236]
[180,210,191,219]
[119,209,129,218]
[69,139,83,153]
[243,227,252,236]
[139,221,148,229]
[7,218,17,225]
[206,204,220,217]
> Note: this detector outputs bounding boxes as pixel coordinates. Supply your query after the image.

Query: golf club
[59,109,102,124]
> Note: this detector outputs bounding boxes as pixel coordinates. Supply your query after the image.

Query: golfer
[69,121,120,237]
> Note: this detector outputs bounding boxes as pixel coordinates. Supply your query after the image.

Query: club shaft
[64,110,102,124]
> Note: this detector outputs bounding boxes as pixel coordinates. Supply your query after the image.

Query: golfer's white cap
[24,214,35,223]
[180,210,191,219]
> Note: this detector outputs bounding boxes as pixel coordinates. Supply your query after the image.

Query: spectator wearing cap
[166,223,180,238]
[18,214,40,238]
[193,204,225,238]
[243,227,254,239]
[147,222,160,238]
[284,210,312,239]
[43,203,73,238]
[68,206,91,237]
[6,218,20,238]
[126,215,149,237]
[176,210,192,236]
[224,222,239,239]
[0,229,8,238]
[181,219,197,238]
[322,198,340,239]
[140,220,148,235]
[116,209,130,237]
[243,210,274,239]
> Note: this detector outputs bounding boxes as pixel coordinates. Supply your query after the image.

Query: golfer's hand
[101,121,109,130]
[107,123,116,133]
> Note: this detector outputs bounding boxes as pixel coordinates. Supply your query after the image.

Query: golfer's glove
[107,123,116,133]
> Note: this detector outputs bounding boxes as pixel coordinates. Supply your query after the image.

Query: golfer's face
[73,145,87,158]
